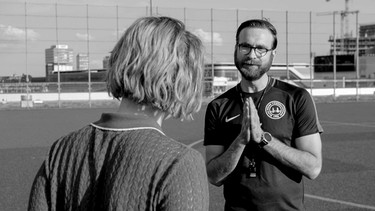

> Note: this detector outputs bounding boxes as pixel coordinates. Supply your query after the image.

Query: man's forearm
[263,137,322,179]
[206,138,246,186]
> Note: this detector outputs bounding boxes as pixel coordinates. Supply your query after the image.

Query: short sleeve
[204,102,220,146]
[294,89,323,137]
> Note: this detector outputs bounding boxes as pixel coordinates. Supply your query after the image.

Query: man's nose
[247,48,257,59]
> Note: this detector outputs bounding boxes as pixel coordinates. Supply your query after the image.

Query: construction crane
[318,0,359,54]
[326,0,351,38]
[317,0,360,98]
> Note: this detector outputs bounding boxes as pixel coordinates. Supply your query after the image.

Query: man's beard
[235,53,272,81]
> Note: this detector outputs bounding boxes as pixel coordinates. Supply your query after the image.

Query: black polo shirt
[204,77,323,211]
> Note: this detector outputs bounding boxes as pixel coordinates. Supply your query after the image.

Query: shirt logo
[225,114,240,122]
[265,101,286,120]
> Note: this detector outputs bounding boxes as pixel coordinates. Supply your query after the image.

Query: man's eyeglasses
[237,43,273,58]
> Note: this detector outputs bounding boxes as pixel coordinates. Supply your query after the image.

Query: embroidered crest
[265,101,286,119]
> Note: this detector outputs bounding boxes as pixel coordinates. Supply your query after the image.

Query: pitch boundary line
[321,120,375,128]
[305,194,375,210]
[189,139,375,210]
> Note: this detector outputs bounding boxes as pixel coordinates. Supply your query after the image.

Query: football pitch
[1,101,375,211]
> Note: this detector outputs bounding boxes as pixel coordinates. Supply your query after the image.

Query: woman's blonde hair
[106,16,205,120]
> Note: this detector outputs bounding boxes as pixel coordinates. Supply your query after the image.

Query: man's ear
[271,50,276,61]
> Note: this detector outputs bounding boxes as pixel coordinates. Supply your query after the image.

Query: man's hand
[237,97,251,145]
[249,97,263,144]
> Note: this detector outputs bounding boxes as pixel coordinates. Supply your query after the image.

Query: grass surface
[1,99,375,211]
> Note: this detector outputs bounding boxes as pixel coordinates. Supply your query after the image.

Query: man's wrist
[259,132,272,148]
[234,135,248,147]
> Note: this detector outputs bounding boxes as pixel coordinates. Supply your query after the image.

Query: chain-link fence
[1,2,375,107]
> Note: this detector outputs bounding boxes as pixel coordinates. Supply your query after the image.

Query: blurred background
[1,0,375,108]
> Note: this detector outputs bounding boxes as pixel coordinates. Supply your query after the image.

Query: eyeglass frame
[236,43,274,58]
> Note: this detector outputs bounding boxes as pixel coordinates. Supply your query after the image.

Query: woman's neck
[118,98,165,127]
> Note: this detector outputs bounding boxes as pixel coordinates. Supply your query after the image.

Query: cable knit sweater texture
[28,113,209,211]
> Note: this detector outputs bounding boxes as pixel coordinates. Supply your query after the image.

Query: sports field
[1,101,375,211]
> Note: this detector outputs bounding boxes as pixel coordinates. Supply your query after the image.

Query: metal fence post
[86,4,92,108]
[55,3,61,108]
[286,11,289,80]
[211,8,214,97]
[24,2,30,109]
[333,12,337,100]
[116,5,119,41]
[150,0,153,16]
[355,11,359,101]
[309,11,313,94]
[183,8,186,24]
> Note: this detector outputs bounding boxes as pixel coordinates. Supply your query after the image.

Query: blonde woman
[28,16,209,211]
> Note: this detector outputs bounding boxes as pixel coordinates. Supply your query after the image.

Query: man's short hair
[236,19,278,50]
[106,16,205,120]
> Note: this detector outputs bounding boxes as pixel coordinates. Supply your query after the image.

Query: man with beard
[204,19,323,211]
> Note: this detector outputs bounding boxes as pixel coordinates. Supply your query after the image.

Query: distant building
[329,36,375,56]
[359,23,375,78]
[103,55,110,70]
[328,23,375,56]
[315,23,375,79]
[45,44,74,76]
[76,53,89,70]
[359,55,375,78]
[46,69,107,83]
[360,23,375,37]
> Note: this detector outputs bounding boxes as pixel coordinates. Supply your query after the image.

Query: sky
[6,0,374,14]
[1,0,375,77]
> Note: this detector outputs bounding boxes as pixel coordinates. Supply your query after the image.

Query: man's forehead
[238,28,274,45]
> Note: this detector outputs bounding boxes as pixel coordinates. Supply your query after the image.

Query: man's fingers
[248,97,263,143]
[248,97,256,110]
[245,99,250,118]
[242,98,250,121]
[238,97,251,143]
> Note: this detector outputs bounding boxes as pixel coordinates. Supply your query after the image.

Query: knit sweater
[28,113,209,211]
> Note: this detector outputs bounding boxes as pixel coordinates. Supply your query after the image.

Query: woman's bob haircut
[106,16,205,120]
